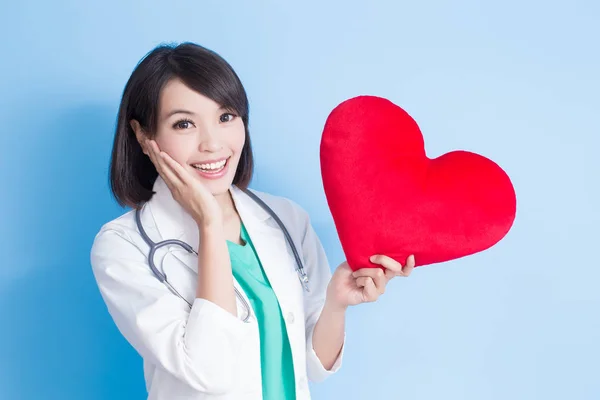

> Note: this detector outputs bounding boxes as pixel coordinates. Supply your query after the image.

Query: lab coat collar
[145,176,272,247]
[144,176,295,325]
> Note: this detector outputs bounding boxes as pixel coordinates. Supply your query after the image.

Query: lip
[191,157,230,180]
[190,156,230,166]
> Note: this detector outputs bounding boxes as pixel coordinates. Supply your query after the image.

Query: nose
[197,128,223,153]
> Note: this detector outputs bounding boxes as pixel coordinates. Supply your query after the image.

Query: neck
[214,189,238,221]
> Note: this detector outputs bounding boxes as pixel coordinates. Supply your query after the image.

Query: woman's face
[136,78,246,197]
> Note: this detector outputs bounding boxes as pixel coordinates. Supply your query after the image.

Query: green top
[227,223,296,399]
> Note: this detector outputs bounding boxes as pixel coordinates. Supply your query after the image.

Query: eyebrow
[164,106,231,119]
[165,109,197,119]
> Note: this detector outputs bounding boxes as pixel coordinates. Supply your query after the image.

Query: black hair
[109,42,253,208]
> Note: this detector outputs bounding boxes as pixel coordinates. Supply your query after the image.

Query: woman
[90,42,415,400]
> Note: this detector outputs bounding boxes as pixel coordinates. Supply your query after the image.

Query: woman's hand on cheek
[325,255,415,311]
[143,139,222,228]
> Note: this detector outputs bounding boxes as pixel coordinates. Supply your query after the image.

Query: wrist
[323,298,348,315]
[197,221,224,237]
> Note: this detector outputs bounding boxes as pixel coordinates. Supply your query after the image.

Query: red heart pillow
[320,95,516,271]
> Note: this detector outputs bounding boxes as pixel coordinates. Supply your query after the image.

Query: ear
[130,119,148,155]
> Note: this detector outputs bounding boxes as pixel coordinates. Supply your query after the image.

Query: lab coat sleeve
[90,226,252,394]
[298,210,346,382]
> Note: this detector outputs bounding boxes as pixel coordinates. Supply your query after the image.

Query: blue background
[1,1,599,399]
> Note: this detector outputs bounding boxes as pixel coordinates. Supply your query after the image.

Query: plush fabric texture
[320,95,517,271]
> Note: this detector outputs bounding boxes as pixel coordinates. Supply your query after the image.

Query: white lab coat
[90,177,344,399]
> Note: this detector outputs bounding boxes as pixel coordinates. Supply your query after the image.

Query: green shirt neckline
[226,222,296,399]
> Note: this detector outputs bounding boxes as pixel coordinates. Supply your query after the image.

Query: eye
[173,118,195,130]
[219,113,237,123]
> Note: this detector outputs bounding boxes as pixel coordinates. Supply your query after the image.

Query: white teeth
[193,159,227,171]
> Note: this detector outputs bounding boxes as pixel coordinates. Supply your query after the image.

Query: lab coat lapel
[231,187,296,310]
[145,177,200,272]
[146,178,295,314]
[147,178,282,320]
[146,176,191,242]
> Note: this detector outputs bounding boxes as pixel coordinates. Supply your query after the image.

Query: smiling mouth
[191,157,229,173]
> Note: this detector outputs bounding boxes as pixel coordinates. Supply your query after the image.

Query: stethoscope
[134,188,310,323]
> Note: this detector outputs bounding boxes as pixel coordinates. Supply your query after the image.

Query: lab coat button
[298,376,307,388]
[287,312,295,324]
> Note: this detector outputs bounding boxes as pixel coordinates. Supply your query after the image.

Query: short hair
[109,42,253,209]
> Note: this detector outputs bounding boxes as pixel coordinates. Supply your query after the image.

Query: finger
[143,141,179,195]
[158,149,190,183]
[355,276,367,288]
[400,255,415,277]
[356,277,379,302]
[139,138,149,155]
[159,151,216,205]
[385,268,397,281]
[370,255,403,273]
[144,139,158,166]
[353,268,386,294]
[148,141,181,187]
[370,255,404,280]
[146,140,164,174]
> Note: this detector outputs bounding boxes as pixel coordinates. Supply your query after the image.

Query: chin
[196,178,231,197]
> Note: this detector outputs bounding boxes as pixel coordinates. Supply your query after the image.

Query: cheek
[226,127,246,176]
[155,135,188,165]
[228,125,246,155]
